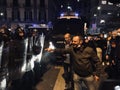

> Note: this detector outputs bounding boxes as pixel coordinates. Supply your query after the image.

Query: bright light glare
[100,19,105,23]
[21,62,26,72]
[60,13,64,17]
[49,42,55,49]
[0,78,6,89]
[97,6,101,10]
[8,28,11,31]
[21,39,28,72]
[67,6,71,9]
[107,12,112,15]
[67,6,72,11]
[94,14,97,17]
[75,13,79,17]
[114,85,120,90]
[61,5,63,8]
[104,34,107,38]
[0,13,4,16]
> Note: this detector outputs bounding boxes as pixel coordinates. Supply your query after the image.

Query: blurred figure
[62,33,73,90]
[11,26,27,40]
[8,26,28,90]
[0,26,10,90]
[104,40,117,79]
[31,29,43,86]
[98,34,107,65]
[95,39,103,63]
[115,28,120,79]
[31,29,41,55]
[104,28,120,79]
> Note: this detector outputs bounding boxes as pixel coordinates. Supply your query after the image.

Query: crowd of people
[1,23,120,90]
[46,28,120,90]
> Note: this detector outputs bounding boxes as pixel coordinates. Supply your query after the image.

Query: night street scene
[0,0,120,90]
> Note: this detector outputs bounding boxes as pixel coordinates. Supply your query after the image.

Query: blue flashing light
[75,13,79,17]
[33,24,37,27]
[60,13,64,17]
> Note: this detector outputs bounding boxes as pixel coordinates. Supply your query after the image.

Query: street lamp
[97,6,101,10]
[0,12,4,16]
[0,12,4,22]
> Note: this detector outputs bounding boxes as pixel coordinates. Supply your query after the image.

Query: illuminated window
[100,19,105,23]
[116,4,120,7]
[108,2,113,5]
[101,0,107,4]
[94,14,97,17]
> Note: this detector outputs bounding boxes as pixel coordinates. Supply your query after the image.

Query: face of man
[72,36,82,48]
[64,33,71,43]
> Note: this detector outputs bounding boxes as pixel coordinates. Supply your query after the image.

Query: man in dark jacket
[46,35,102,90]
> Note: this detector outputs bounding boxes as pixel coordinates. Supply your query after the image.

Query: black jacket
[54,45,102,77]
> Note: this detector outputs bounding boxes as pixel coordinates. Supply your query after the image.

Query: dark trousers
[63,63,74,89]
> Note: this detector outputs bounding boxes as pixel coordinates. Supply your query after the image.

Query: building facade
[90,0,120,33]
[0,0,94,26]
[0,0,56,25]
